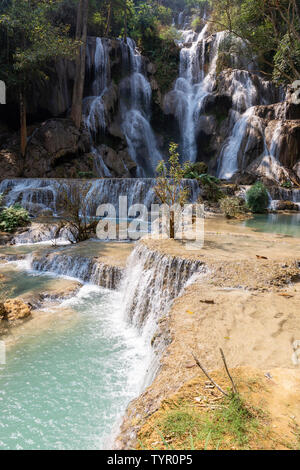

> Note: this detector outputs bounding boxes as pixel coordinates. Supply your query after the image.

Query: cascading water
[164,15,227,162]
[217,70,261,179]
[83,38,111,177]
[31,251,123,290]
[120,242,206,384]
[120,39,162,176]
[0,178,201,216]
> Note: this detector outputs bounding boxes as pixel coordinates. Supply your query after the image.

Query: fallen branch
[191,352,229,397]
[219,348,238,395]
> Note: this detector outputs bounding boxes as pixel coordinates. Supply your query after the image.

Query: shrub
[183,162,208,179]
[0,205,30,233]
[246,182,269,213]
[281,180,292,189]
[220,196,247,218]
[199,174,224,202]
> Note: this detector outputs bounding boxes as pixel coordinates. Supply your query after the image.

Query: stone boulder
[1,299,32,322]
[24,118,90,177]
[0,129,23,178]
[99,145,137,177]
[275,200,299,211]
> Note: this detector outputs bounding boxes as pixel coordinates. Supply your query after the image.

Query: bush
[246,182,269,213]
[199,174,224,202]
[183,161,208,179]
[0,205,30,233]
[220,196,247,219]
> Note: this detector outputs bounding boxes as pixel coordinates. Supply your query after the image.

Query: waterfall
[217,70,260,179]
[0,178,201,216]
[120,39,162,176]
[164,19,227,162]
[31,251,123,290]
[120,242,206,382]
[83,38,111,177]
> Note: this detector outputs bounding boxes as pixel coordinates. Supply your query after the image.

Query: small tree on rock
[154,143,190,239]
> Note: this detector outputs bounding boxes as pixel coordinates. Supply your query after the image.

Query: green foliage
[220,196,247,218]
[155,143,190,238]
[0,0,78,97]
[209,0,300,83]
[161,410,201,438]
[153,392,261,450]
[183,161,208,179]
[198,393,259,447]
[281,180,293,189]
[246,182,269,213]
[0,204,30,233]
[155,142,189,206]
[199,174,224,202]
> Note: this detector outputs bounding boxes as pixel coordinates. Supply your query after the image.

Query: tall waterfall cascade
[83,37,162,177]
[120,39,163,177]
[165,11,287,181]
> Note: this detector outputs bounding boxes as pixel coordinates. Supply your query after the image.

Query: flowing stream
[0,241,202,450]
[0,260,149,450]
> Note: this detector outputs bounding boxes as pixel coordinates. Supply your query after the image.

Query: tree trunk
[20,88,27,158]
[170,210,175,239]
[105,1,112,37]
[124,0,128,42]
[70,0,89,129]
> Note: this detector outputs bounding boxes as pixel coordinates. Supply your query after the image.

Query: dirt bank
[116,230,300,449]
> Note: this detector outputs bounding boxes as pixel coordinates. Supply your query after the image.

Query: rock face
[0,299,32,323]
[0,31,300,182]
[98,145,137,177]
[274,200,299,211]
[24,119,91,178]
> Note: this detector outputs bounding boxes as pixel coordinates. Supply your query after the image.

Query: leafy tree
[0,204,29,232]
[154,143,189,238]
[246,182,269,213]
[208,0,300,83]
[0,0,78,156]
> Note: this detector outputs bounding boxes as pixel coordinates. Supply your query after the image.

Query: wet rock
[273,200,299,211]
[99,144,137,177]
[3,299,32,322]
[147,62,157,75]
[24,118,90,177]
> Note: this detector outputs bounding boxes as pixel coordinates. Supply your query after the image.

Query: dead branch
[192,352,229,397]
[219,348,238,395]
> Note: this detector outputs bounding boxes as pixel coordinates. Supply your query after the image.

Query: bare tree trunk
[20,88,27,158]
[124,0,128,42]
[70,0,89,129]
[170,210,175,239]
[105,1,112,37]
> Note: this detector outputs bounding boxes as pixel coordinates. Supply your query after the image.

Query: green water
[244,213,300,237]
[0,268,148,450]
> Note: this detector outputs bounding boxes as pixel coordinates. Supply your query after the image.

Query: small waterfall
[120,242,206,382]
[0,178,201,216]
[31,251,123,290]
[217,70,260,179]
[120,39,162,176]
